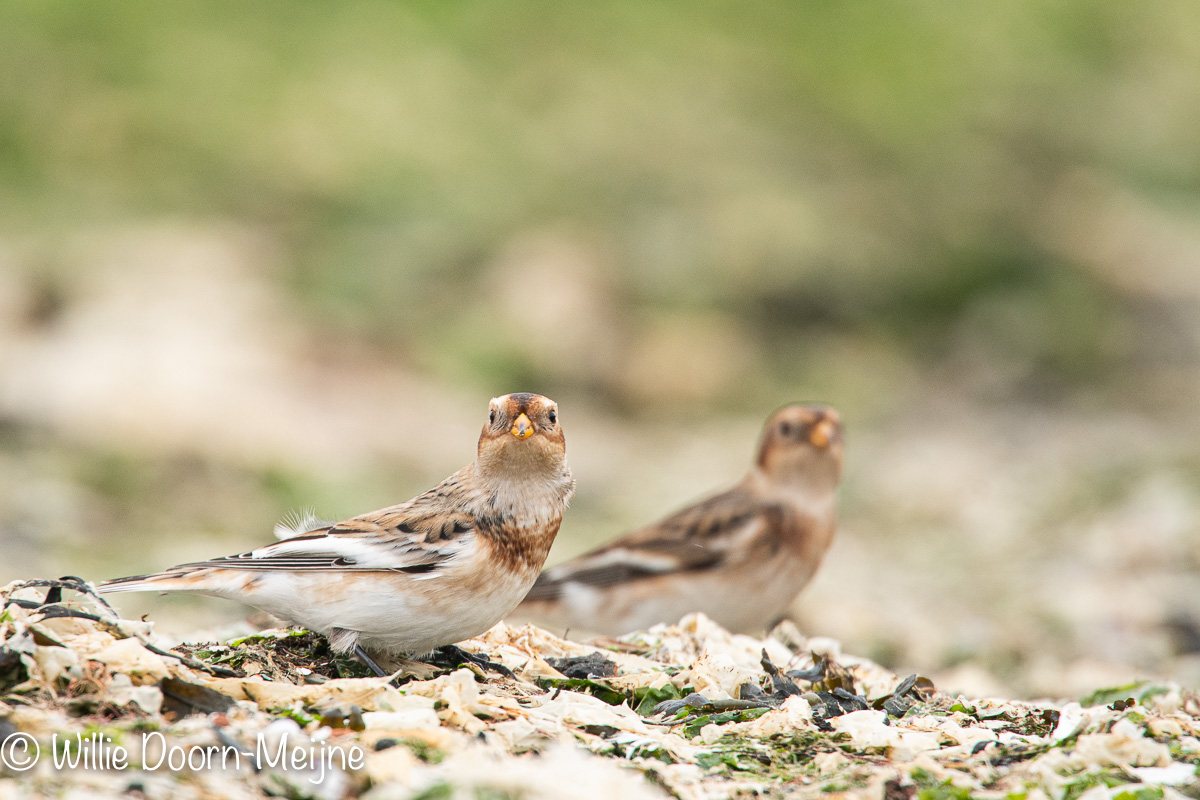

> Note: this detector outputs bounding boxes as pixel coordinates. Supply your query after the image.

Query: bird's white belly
[220,564,538,656]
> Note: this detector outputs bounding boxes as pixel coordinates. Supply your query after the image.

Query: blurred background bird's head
[755,405,844,495]
[2,2,1199,699]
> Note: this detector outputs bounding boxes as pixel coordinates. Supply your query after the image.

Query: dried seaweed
[546,652,618,680]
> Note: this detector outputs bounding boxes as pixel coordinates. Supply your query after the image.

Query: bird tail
[98,571,205,595]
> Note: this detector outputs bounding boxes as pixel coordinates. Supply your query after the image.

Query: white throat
[471,462,575,522]
[746,468,836,511]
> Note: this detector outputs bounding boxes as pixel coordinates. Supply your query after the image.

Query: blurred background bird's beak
[809,418,837,449]
[511,413,533,439]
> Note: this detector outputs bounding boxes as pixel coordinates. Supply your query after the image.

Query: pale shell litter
[0,579,1197,800]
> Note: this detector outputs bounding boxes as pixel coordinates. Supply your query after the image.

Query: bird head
[754,404,844,494]
[476,393,568,479]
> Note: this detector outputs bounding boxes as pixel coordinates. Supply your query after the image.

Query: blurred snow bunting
[101,393,574,672]
[515,404,842,636]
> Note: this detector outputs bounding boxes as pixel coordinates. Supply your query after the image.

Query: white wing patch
[251,534,438,569]
[545,548,682,579]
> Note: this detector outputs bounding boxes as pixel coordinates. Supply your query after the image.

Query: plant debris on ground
[1,579,1198,799]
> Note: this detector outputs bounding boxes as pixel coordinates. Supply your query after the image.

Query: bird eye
[489,410,496,424]
[548,409,557,424]
[779,422,792,436]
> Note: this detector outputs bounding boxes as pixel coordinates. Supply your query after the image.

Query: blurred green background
[2,1,1199,699]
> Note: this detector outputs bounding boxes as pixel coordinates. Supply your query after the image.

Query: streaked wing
[169,507,478,574]
[525,539,722,598]
[617,487,764,549]
[525,488,772,600]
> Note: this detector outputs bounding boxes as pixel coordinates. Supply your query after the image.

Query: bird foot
[350,644,514,681]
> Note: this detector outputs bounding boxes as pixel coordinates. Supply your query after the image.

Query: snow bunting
[514,404,842,636]
[101,393,574,672]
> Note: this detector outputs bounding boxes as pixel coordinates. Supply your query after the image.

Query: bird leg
[352,645,389,678]
[430,644,515,679]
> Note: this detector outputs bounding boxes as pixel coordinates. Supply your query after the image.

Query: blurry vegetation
[3,1,1200,413]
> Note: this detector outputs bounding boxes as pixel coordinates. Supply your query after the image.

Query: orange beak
[511,413,533,439]
[809,418,837,449]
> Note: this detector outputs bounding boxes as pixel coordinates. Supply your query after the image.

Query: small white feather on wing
[274,508,334,540]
